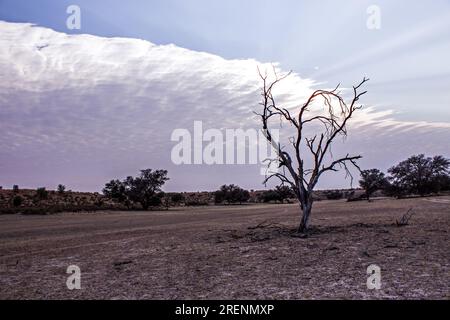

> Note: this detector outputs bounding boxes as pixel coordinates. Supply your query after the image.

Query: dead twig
[113,260,133,267]
[396,208,414,227]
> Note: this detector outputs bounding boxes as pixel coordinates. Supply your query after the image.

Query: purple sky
[1,2,450,192]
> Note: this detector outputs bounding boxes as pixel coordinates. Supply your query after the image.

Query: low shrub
[12,195,23,207]
[325,190,344,200]
[185,200,209,206]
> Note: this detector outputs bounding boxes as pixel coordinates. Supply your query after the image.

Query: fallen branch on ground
[396,208,414,227]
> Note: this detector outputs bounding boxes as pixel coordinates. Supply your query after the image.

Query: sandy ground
[0,197,449,300]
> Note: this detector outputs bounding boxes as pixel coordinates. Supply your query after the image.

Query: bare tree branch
[258,68,368,232]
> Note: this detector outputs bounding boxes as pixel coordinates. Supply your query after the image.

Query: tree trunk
[298,200,313,233]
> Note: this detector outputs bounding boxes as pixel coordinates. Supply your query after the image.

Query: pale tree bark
[257,67,368,233]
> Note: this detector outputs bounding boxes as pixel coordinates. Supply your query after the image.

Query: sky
[0,0,449,192]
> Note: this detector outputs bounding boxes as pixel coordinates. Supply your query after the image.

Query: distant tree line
[3,154,448,214]
[10,186,51,209]
[0,184,109,215]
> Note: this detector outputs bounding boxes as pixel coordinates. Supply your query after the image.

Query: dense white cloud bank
[0,21,449,191]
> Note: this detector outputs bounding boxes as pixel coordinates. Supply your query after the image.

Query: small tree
[359,169,388,201]
[13,185,19,193]
[124,169,169,210]
[57,184,66,194]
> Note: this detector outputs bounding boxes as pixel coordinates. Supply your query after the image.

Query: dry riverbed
[0,197,449,299]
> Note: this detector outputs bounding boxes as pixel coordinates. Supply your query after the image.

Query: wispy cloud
[0,21,448,191]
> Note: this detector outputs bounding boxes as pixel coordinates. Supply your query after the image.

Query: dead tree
[257,68,368,233]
